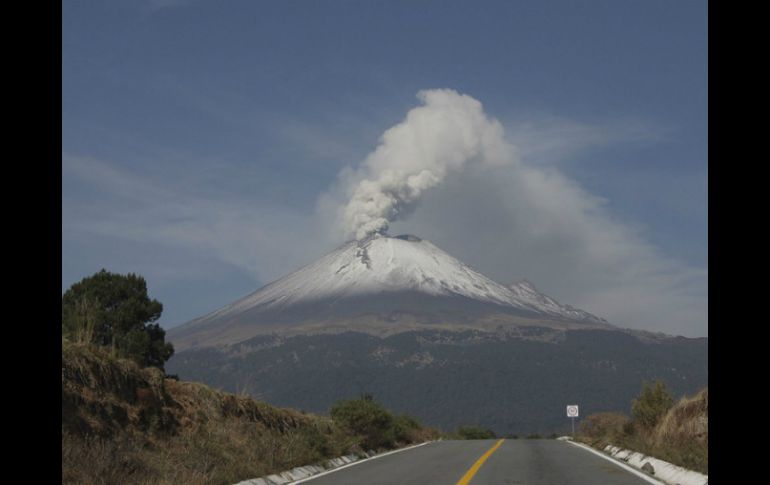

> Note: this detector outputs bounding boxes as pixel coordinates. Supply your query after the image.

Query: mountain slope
[167,328,708,436]
[508,280,607,323]
[169,234,610,350]
[165,233,706,436]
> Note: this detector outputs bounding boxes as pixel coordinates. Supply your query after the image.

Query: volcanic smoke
[341,89,514,240]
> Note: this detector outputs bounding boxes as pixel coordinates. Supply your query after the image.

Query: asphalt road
[300,439,655,485]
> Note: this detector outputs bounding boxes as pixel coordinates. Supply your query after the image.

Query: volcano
[166,234,707,435]
[168,234,610,350]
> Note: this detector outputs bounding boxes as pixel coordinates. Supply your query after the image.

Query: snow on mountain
[507,280,607,324]
[221,234,523,314]
[168,234,611,349]
[188,234,604,325]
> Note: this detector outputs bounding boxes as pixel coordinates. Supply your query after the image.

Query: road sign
[566,405,579,417]
[566,405,579,436]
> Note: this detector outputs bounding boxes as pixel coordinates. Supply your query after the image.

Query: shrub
[579,412,631,442]
[390,414,422,443]
[631,380,674,429]
[329,396,396,450]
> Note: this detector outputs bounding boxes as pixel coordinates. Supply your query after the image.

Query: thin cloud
[63,155,329,285]
[504,114,667,164]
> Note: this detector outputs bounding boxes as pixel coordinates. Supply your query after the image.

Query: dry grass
[68,295,99,344]
[654,388,708,447]
[578,388,708,474]
[644,387,708,474]
[62,339,433,484]
[578,412,632,443]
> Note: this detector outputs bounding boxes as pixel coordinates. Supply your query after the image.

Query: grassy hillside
[578,387,708,474]
[62,339,438,485]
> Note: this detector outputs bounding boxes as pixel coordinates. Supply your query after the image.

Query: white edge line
[565,440,667,485]
[291,440,435,484]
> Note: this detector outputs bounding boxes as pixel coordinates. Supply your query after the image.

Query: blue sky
[62,1,707,336]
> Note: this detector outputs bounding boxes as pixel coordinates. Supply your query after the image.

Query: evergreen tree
[62,269,174,369]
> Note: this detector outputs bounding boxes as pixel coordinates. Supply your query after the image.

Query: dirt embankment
[62,340,435,485]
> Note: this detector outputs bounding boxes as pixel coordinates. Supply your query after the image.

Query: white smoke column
[341,89,513,240]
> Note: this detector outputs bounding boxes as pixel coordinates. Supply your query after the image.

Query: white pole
[571,416,575,436]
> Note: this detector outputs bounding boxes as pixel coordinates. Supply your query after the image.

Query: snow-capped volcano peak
[224,234,522,313]
[169,234,610,349]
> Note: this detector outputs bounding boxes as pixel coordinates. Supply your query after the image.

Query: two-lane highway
[299,439,659,484]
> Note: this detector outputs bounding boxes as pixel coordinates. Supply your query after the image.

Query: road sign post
[566,405,579,436]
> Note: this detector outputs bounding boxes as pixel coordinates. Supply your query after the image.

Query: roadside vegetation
[62,270,440,485]
[62,337,443,485]
[330,395,437,450]
[577,380,708,474]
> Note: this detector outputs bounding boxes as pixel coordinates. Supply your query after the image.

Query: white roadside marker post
[566,405,579,437]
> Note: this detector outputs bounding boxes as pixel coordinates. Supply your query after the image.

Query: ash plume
[340,89,514,240]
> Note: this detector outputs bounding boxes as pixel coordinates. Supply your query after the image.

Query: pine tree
[62,269,174,369]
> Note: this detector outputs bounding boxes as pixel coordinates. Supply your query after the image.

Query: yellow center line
[456,438,505,485]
